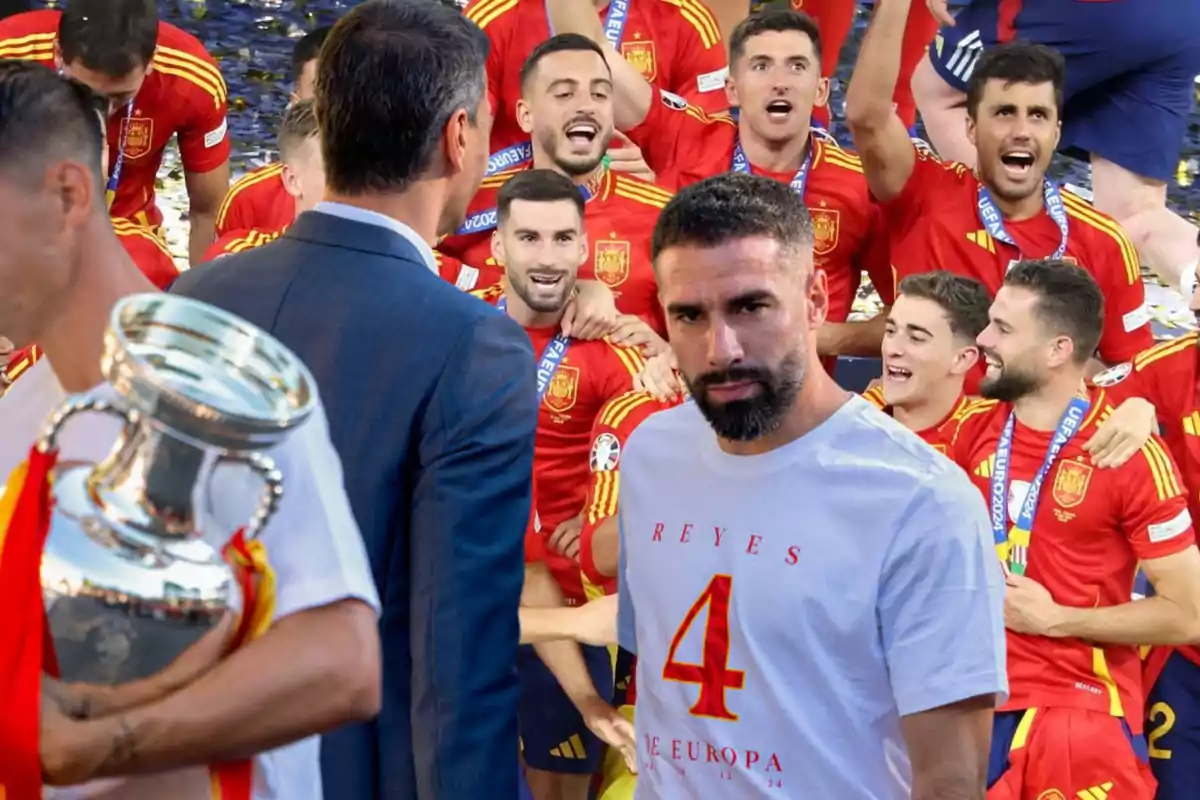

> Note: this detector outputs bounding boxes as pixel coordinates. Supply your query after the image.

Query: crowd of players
[2,0,1200,797]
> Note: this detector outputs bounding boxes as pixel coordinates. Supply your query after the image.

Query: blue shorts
[518,642,614,774]
[1146,650,1200,799]
[929,0,1200,180]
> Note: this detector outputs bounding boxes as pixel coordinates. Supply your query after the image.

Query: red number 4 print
[662,574,745,720]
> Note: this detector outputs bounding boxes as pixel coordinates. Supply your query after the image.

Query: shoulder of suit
[612,175,674,209]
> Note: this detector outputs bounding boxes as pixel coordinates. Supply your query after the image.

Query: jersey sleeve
[1105,335,1199,421]
[1078,212,1154,364]
[464,0,517,120]
[169,46,232,174]
[666,0,729,116]
[1119,437,1196,561]
[578,391,666,585]
[877,142,966,237]
[861,385,887,410]
[879,467,1008,715]
[601,341,647,400]
[623,86,732,178]
[215,166,280,236]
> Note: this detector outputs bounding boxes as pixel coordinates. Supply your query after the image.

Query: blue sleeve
[617,511,637,655]
[407,309,538,799]
[878,466,1008,716]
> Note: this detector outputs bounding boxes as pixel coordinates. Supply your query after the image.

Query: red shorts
[988,707,1156,800]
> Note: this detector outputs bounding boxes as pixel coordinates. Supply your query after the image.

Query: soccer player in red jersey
[438,34,674,338]
[112,218,179,289]
[215,27,329,238]
[846,1,1153,373]
[466,0,727,156]
[203,100,322,261]
[471,169,643,800]
[0,0,231,265]
[942,260,1200,800]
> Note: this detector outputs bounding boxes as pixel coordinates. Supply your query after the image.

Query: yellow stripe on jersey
[216,163,284,227]
[1080,392,1108,432]
[470,285,504,303]
[861,386,886,409]
[480,169,522,190]
[1091,647,1125,718]
[664,0,721,49]
[613,180,671,209]
[153,47,227,106]
[465,0,518,29]
[1134,332,1198,372]
[587,471,620,524]
[1061,193,1140,285]
[0,38,52,61]
[600,390,659,429]
[113,219,174,259]
[1140,438,1183,500]
[603,340,646,377]
[0,31,54,48]
[227,230,281,253]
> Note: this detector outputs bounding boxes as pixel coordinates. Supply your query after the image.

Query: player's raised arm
[844,0,917,202]
[544,0,654,130]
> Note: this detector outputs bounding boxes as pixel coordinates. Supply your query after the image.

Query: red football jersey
[216,163,293,237]
[949,389,1195,731]
[860,387,994,454]
[435,250,503,291]
[525,474,545,564]
[202,227,285,261]
[465,0,728,153]
[113,218,179,290]
[0,11,231,228]
[884,144,1152,368]
[440,166,671,334]
[3,345,40,386]
[625,91,894,325]
[472,285,644,602]
[579,389,678,588]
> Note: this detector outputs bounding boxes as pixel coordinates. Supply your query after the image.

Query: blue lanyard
[487,142,533,177]
[106,101,135,209]
[497,297,572,401]
[976,180,1069,263]
[730,137,812,199]
[990,395,1090,575]
[546,0,631,47]
[457,176,595,236]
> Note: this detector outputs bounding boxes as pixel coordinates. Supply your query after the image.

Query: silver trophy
[38,293,316,685]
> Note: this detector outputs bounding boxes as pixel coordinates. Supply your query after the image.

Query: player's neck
[983,177,1045,222]
[499,278,566,330]
[1012,374,1089,432]
[322,187,442,246]
[533,150,606,193]
[38,232,156,394]
[717,366,852,456]
[736,124,811,174]
[892,381,963,433]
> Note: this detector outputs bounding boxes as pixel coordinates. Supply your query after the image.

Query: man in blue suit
[171,2,537,797]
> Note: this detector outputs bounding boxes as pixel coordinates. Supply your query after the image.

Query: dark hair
[496,169,585,226]
[291,25,331,86]
[278,99,318,161]
[729,9,821,67]
[652,172,813,264]
[898,271,992,342]
[317,0,489,195]
[58,0,159,78]
[965,41,1065,119]
[1003,258,1103,364]
[519,33,609,93]
[0,61,105,189]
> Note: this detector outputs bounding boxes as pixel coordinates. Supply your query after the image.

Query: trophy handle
[217,451,283,540]
[36,395,139,453]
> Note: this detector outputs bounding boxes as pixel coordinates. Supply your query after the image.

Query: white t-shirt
[617,397,1007,800]
[0,361,380,800]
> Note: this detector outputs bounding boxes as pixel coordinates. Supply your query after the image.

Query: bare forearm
[846,0,913,129]
[818,314,888,358]
[188,211,217,265]
[86,600,379,776]
[592,516,619,578]
[1050,596,1200,645]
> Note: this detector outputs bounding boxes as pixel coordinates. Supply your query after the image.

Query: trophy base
[42,465,239,685]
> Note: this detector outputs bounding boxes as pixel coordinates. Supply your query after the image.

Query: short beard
[538,129,610,177]
[686,352,805,442]
[980,365,1042,403]
[510,272,574,314]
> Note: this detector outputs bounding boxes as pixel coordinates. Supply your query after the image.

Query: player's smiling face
[727,30,829,145]
[517,49,615,178]
[492,198,586,314]
[882,295,976,409]
[968,79,1061,207]
[977,286,1054,402]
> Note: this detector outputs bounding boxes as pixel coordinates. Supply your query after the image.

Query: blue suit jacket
[172,210,537,799]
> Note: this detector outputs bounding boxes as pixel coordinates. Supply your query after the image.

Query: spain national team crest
[590,432,621,472]
[121,117,154,159]
[810,208,840,256]
[1052,461,1093,509]
[544,365,580,414]
[594,240,631,287]
[620,39,657,82]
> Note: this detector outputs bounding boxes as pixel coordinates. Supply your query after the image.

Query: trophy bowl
[40,293,317,685]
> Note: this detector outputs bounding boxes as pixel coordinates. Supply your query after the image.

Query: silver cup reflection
[39,293,316,685]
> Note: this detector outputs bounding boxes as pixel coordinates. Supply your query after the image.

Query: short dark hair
[278,99,318,161]
[0,61,105,190]
[897,271,992,342]
[496,169,585,227]
[729,9,822,66]
[317,0,489,195]
[520,34,609,93]
[58,0,159,78]
[652,172,813,265]
[965,41,1065,119]
[291,25,331,86]
[1003,258,1103,364]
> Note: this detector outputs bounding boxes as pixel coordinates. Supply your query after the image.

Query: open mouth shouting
[564,118,600,152]
[765,98,794,122]
[999,148,1036,180]
[884,364,913,384]
[527,271,567,290]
